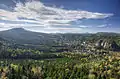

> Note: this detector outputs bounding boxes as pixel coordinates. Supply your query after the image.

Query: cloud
[0,1,113,33]
[79,25,91,28]
[0,4,13,11]
[27,27,83,33]
[97,24,107,28]
[97,24,111,28]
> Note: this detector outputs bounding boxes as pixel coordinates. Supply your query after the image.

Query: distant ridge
[0,28,119,34]
[0,28,54,44]
[0,28,120,46]
[8,28,26,31]
[2,28,29,33]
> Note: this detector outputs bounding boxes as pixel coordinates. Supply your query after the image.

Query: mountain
[0,28,120,51]
[0,28,95,46]
[0,28,59,45]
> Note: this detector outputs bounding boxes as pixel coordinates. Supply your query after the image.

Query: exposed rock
[95,39,103,49]
[95,39,120,51]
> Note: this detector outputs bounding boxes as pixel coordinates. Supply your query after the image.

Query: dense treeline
[0,52,120,79]
[0,48,62,59]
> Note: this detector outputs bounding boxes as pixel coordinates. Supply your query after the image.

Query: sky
[0,0,120,33]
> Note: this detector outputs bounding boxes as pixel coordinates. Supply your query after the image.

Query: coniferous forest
[0,29,120,79]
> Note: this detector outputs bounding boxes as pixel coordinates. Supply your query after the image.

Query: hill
[0,28,59,45]
[0,28,120,51]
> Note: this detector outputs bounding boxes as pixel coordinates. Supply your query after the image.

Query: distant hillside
[0,37,5,41]
[0,28,94,45]
[0,28,60,45]
[0,28,120,51]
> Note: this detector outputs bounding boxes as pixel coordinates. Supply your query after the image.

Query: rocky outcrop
[95,39,120,51]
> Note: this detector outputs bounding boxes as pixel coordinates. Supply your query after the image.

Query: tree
[0,42,3,52]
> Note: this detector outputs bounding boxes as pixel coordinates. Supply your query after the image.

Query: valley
[0,28,120,79]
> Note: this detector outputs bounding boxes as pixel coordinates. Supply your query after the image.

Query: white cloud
[79,25,91,28]
[0,22,44,28]
[0,1,113,33]
[97,24,107,28]
[26,27,83,33]
[97,24,111,28]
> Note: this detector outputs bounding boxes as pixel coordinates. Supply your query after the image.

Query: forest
[0,29,120,79]
[0,50,120,79]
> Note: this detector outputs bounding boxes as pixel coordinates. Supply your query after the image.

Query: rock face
[95,39,120,51]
